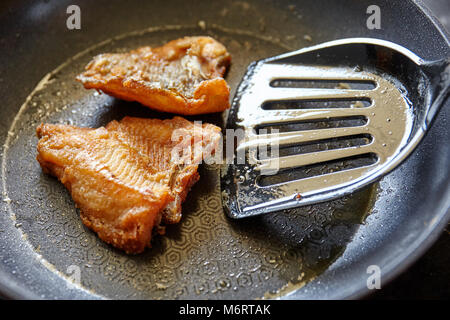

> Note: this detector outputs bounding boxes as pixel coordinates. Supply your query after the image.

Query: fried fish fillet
[36,117,221,253]
[77,36,231,115]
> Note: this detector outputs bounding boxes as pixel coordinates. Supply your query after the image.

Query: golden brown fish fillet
[36,117,221,253]
[77,36,231,115]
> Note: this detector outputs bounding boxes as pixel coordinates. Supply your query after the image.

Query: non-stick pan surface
[0,0,448,299]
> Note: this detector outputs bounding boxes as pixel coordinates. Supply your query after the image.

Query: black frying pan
[0,0,448,299]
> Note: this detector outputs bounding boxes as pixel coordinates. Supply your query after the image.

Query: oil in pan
[2,25,377,299]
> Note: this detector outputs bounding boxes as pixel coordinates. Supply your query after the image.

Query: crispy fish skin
[77,36,231,115]
[106,116,222,224]
[36,117,221,253]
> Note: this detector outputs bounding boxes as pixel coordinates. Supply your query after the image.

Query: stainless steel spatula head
[221,38,449,219]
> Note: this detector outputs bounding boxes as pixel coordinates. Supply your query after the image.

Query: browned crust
[77,36,231,115]
[36,117,221,253]
[36,123,171,254]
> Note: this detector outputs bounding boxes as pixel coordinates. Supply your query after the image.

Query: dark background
[368,0,449,300]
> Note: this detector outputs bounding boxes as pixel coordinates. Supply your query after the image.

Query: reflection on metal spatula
[221,38,449,218]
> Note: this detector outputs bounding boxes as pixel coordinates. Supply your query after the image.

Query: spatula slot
[258,134,373,159]
[261,98,372,110]
[255,116,367,133]
[269,79,377,90]
[256,153,378,187]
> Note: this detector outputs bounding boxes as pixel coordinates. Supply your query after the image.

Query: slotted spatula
[221,38,449,219]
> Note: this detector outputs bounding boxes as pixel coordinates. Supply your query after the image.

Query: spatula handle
[422,57,450,128]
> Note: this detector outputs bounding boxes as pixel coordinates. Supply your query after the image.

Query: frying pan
[0,0,448,300]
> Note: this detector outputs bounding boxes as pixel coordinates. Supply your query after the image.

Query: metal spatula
[221,38,449,219]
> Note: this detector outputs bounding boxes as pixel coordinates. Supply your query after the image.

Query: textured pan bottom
[2,25,377,299]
